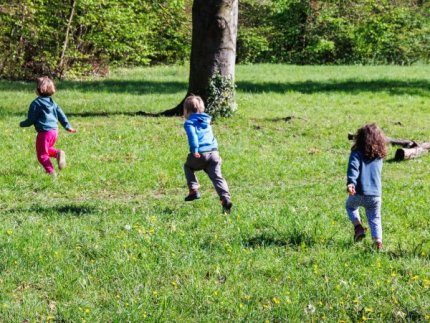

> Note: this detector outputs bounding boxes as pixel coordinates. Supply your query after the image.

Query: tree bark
[395,143,430,160]
[160,0,238,116]
[58,0,77,78]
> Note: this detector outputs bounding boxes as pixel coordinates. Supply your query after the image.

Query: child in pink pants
[20,77,76,177]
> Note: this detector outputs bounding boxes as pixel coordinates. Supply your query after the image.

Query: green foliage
[1,65,430,320]
[206,74,237,118]
[0,0,192,79]
[238,0,429,65]
[0,0,428,79]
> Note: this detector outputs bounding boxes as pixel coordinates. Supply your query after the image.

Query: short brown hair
[183,95,205,116]
[36,76,56,96]
[352,123,387,159]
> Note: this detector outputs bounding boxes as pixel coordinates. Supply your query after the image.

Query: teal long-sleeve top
[347,150,383,196]
[20,96,72,132]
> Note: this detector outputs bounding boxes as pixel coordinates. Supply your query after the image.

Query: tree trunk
[58,0,77,79]
[395,143,430,160]
[160,0,238,116]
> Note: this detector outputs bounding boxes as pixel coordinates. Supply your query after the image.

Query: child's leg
[204,152,230,200]
[345,195,362,225]
[184,154,205,191]
[36,130,58,174]
[363,196,382,242]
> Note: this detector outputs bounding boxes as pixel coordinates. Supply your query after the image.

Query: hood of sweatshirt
[185,113,211,129]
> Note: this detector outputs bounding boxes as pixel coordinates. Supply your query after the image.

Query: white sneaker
[57,150,66,170]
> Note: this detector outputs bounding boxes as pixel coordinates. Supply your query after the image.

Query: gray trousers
[184,151,231,199]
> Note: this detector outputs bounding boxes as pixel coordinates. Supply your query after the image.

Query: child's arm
[19,103,37,127]
[56,105,75,132]
[184,122,199,156]
[346,151,360,195]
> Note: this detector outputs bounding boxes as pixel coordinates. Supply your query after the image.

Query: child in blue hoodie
[346,123,387,250]
[20,76,76,177]
[183,95,232,213]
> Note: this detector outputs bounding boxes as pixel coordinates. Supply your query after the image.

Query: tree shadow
[58,80,187,95]
[1,78,429,97]
[66,111,160,118]
[0,79,187,95]
[236,79,430,97]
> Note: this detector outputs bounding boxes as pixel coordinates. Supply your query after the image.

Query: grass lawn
[1,64,429,321]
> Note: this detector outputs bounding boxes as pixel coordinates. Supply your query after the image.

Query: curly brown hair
[352,123,387,159]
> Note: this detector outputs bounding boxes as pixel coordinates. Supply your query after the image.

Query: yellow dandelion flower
[365,307,374,313]
[6,229,13,236]
[85,308,90,314]
[272,297,281,305]
[239,303,244,309]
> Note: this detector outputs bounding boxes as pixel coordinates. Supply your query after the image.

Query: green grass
[1,64,430,321]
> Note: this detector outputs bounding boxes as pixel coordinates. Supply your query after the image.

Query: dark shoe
[354,224,366,242]
[185,190,201,201]
[221,197,232,214]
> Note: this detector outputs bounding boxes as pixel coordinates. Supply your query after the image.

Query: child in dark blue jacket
[346,123,387,250]
[183,95,232,213]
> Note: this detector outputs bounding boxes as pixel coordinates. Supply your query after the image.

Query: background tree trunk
[160,0,238,116]
[58,0,77,79]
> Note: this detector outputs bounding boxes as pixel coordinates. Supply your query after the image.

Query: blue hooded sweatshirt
[184,113,218,153]
[347,150,383,196]
[20,96,72,132]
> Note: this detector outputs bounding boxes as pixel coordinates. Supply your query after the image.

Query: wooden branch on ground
[395,142,430,160]
[348,132,429,161]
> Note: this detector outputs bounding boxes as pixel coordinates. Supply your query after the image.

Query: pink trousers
[36,130,59,174]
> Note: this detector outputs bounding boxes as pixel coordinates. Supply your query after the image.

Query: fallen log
[348,133,417,148]
[395,143,430,160]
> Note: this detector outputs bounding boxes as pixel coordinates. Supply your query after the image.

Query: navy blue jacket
[20,96,72,132]
[347,150,383,196]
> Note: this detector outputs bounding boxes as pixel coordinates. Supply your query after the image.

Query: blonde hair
[36,76,56,96]
[183,95,205,117]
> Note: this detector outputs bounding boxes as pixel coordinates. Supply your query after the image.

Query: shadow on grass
[66,111,160,118]
[1,79,429,97]
[10,203,99,216]
[0,79,187,95]
[386,241,430,260]
[244,230,316,248]
[237,79,430,97]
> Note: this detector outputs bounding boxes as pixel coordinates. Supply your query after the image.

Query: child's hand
[347,184,356,196]
[193,152,201,158]
[67,128,77,133]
